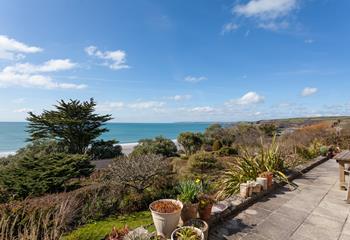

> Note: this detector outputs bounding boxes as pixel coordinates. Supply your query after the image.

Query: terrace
[209,158,350,240]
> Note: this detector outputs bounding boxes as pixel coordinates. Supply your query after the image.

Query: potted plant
[149,199,183,238]
[171,226,204,240]
[259,171,273,189]
[198,194,215,222]
[185,219,209,240]
[177,180,201,222]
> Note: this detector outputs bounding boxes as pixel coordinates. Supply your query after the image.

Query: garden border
[208,156,329,225]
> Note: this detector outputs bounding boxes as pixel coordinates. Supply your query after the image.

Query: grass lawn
[61,211,154,240]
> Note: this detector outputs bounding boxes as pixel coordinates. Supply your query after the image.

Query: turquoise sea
[0,122,211,155]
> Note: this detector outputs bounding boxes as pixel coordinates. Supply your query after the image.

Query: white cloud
[301,87,318,96]
[13,108,33,113]
[0,35,42,60]
[189,106,215,113]
[233,0,297,19]
[128,101,165,109]
[169,94,192,101]
[258,21,289,31]
[85,45,130,70]
[97,101,125,112]
[0,59,86,89]
[226,91,265,105]
[184,75,207,83]
[222,23,239,34]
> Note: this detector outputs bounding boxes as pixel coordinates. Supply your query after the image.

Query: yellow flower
[195,179,201,184]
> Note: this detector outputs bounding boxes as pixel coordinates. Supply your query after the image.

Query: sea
[0,122,211,156]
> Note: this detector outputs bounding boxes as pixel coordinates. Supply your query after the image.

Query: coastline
[0,140,179,157]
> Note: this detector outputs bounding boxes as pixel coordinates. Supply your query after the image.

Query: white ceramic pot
[171,226,204,240]
[149,199,183,238]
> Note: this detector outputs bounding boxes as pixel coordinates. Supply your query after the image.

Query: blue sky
[0,0,349,122]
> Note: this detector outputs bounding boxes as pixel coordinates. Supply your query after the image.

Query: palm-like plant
[218,136,289,197]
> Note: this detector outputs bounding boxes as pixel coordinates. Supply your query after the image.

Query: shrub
[0,183,124,240]
[106,154,172,193]
[88,139,123,160]
[189,152,221,177]
[131,136,177,157]
[212,140,222,151]
[0,152,94,201]
[216,146,238,157]
[177,132,203,156]
[219,138,287,197]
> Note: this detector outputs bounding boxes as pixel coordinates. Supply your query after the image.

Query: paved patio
[210,159,350,240]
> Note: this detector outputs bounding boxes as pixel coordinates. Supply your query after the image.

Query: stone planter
[256,177,268,191]
[181,203,198,223]
[185,219,209,240]
[240,183,249,198]
[149,199,183,238]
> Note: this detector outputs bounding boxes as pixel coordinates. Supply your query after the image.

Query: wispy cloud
[304,39,314,44]
[128,101,165,110]
[85,45,130,70]
[301,87,318,96]
[13,108,33,113]
[168,94,192,101]
[221,23,239,34]
[184,75,207,83]
[0,59,86,89]
[189,106,215,113]
[226,91,265,106]
[231,0,298,32]
[0,35,42,60]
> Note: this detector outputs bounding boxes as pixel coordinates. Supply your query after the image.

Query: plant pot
[185,219,209,240]
[198,204,213,222]
[256,177,268,191]
[181,203,198,223]
[171,226,204,240]
[266,173,273,189]
[240,183,249,198]
[149,199,183,238]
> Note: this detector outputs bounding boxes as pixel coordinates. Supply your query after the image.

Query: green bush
[212,140,222,151]
[131,136,177,157]
[88,139,123,160]
[216,146,238,156]
[177,132,203,156]
[0,152,94,201]
[189,152,221,176]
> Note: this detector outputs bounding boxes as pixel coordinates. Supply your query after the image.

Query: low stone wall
[208,156,329,225]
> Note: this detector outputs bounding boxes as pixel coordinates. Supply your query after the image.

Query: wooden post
[339,161,346,190]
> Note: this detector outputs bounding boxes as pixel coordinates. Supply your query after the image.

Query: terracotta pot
[181,203,198,222]
[198,204,213,222]
[150,199,183,238]
[266,173,273,189]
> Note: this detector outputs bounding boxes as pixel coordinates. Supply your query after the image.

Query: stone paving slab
[209,160,350,240]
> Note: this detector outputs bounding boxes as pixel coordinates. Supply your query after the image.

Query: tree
[106,154,171,193]
[177,132,203,156]
[204,124,235,146]
[26,98,112,154]
[0,152,94,200]
[88,140,123,160]
[131,136,177,157]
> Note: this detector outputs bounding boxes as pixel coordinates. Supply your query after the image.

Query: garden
[0,99,348,240]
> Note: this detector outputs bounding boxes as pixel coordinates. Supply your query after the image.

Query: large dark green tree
[27,98,112,154]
